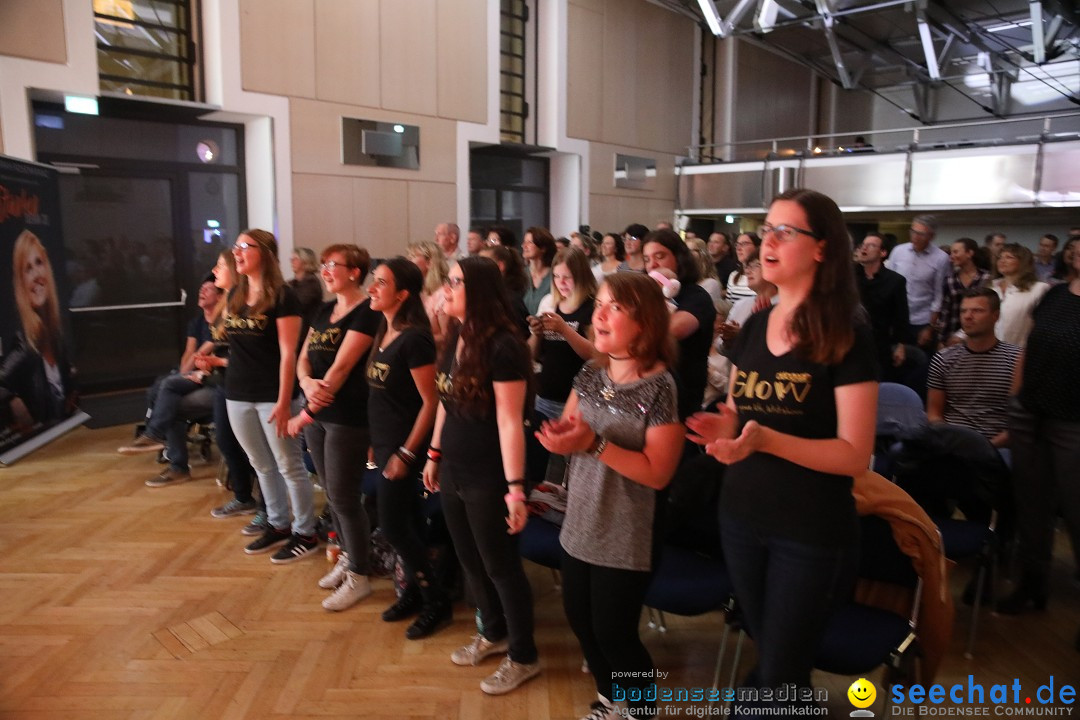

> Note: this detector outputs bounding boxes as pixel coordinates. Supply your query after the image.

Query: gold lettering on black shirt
[368,361,389,383]
[435,371,453,396]
[308,327,342,352]
[223,312,268,332]
[731,370,812,404]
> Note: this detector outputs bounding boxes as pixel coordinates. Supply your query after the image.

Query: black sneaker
[382,585,423,622]
[240,511,269,536]
[405,599,452,640]
[244,526,290,555]
[270,534,319,565]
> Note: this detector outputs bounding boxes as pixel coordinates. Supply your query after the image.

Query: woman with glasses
[364,257,447,637]
[522,227,557,316]
[687,189,877,711]
[422,256,541,696]
[224,230,318,564]
[287,244,381,609]
[619,224,648,273]
[725,232,761,302]
[535,272,684,720]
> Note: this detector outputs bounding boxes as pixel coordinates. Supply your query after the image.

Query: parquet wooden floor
[0,426,1077,720]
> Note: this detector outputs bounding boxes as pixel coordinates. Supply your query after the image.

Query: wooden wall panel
[351,178,410,258]
[0,0,66,64]
[733,40,813,143]
[406,181,457,248]
[587,141,678,201]
[314,0,380,107]
[379,0,438,116]
[290,98,458,183]
[599,0,638,148]
[566,3,603,141]
[588,194,675,236]
[239,0,316,98]
[293,174,355,253]
[436,0,487,123]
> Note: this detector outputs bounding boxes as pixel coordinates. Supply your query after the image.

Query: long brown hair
[550,247,597,309]
[999,243,1038,292]
[227,229,286,315]
[12,231,62,356]
[211,249,237,328]
[777,189,858,365]
[366,257,431,380]
[444,256,528,416]
[599,273,676,372]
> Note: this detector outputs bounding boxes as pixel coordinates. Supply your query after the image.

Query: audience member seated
[926,287,1019,450]
[118,277,220,487]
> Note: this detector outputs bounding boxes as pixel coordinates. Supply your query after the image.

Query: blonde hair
[293,247,318,274]
[228,229,286,315]
[550,247,597,309]
[407,240,449,296]
[685,237,719,281]
[13,231,61,356]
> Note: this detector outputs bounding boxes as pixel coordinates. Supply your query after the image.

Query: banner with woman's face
[0,154,80,460]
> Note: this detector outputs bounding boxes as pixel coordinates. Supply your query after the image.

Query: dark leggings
[720,513,855,705]
[376,457,441,600]
[213,385,255,503]
[561,550,655,718]
[304,420,371,574]
[440,461,537,664]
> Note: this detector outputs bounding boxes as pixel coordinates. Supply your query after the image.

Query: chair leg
[550,568,561,591]
[656,609,667,633]
[711,620,731,693]
[727,630,746,697]
[965,561,989,659]
[646,607,657,630]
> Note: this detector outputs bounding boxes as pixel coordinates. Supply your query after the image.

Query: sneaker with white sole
[479,655,541,695]
[451,634,510,666]
[244,526,290,554]
[145,467,192,488]
[270,534,319,564]
[210,499,257,518]
[318,552,350,589]
[321,570,372,611]
[119,434,165,455]
[240,511,269,536]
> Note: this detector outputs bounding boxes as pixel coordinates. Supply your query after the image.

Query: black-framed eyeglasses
[443,276,465,289]
[759,223,821,242]
[320,260,354,271]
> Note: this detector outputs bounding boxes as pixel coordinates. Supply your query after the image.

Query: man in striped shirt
[927,287,1020,448]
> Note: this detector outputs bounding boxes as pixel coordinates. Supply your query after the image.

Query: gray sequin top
[559,362,679,571]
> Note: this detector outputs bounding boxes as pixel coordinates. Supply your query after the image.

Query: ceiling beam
[916,3,941,81]
[814,0,856,89]
[1031,1,1046,64]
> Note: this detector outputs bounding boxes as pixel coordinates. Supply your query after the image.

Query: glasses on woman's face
[233,241,256,252]
[759,223,821,242]
[443,276,465,289]
[320,260,353,272]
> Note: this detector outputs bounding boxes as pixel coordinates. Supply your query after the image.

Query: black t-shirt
[722,306,878,547]
[672,282,717,419]
[367,325,436,466]
[437,327,530,475]
[305,299,381,425]
[1020,284,1080,421]
[187,314,213,348]
[224,286,302,402]
[537,298,594,402]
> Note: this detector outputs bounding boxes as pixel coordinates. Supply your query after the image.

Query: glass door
[59,173,189,391]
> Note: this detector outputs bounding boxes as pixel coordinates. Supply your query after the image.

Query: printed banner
[0,154,85,463]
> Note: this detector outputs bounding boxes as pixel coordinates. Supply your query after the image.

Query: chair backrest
[858,514,919,589]
[876,382,927,440]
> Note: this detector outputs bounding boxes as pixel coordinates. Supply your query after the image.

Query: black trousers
[440,461,537,664]
[561,550,655,718]
[304,420,371,574]
[377,458,441,600]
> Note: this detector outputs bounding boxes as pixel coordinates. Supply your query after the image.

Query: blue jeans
[146,373,212,472]
[227,399,314,536]
[721,514,856,700]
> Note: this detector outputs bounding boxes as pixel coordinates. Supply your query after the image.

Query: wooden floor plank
[0,424,1077,720]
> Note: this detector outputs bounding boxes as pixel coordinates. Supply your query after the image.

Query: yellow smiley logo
[848,678,876,709]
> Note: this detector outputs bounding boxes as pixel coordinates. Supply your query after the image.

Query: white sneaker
[318,552,349,589]
[321,570,372,612]
[450,633,510,666]
[479,655,541,695]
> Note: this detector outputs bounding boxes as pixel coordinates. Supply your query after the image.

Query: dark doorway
[470,146,548,244]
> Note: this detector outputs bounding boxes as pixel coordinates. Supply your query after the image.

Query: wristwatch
[589,435,608,458]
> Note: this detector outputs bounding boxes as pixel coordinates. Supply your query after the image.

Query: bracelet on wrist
[301,408,314,422]
[397,446,416,462]
[588,434,608,459]
[426,447,442,463]
[507,479,525,487]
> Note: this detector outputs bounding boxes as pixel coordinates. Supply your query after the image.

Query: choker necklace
[607,354,631,361]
